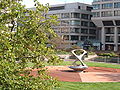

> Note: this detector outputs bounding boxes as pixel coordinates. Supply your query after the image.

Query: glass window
[118,28,120,34]
[78,6,81,9]
[93,0,101,2]
[49,6,65,11]
[70,28,80,33]
[81,14,89,19]
[114,2,120,8]
[89,36,96,40]
[90,15,93,19]
[81,28,88,34]
[102,0,112,1]
[105,27,114,34]
[61,13,70,18]
[81,36,88,41]
[105,36,114,42]
[93,4,100,10]
[101,11,112,17]
[102,21,114,26]
[114,10,120,16]
[71,35,79,40]
[70,20,80,26]
[115,20,120,26]
[118,36,120,43]
[89,22,96,27]
[71,13,80,18]
[89,29,96,34]
[61,20,69,26]
[93,12,100,17]
[105,44,114,51]
[86,6,93,11]
[81,21,88,27]
[102,3,113,9]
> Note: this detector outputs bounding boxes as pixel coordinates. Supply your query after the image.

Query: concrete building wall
[92,0,120,51]
[48,2,98,49]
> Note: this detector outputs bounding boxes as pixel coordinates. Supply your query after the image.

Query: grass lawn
[85,61,120,69]
[54,60,120,69]
[55,50,71,55]
[55,82,120,90]
[27,60,120,69]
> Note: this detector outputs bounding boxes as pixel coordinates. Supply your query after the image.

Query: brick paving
[46,66,120,82]
[46,66,81,82]
[80,72,120,82]
[29,66,120,82]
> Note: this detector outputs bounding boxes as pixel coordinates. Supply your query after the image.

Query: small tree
[50,36,69,50]
[0,0,60,89]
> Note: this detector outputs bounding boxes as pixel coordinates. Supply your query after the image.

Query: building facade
[92,0,120,51]
[47,2,98,49]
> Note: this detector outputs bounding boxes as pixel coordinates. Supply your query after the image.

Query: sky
[22,0,93,8]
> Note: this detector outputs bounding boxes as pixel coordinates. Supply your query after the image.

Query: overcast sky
[22,0,93,8]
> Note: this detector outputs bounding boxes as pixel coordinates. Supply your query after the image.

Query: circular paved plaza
[45,66,120,82]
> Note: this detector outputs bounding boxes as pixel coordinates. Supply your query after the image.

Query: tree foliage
[50,36,69,50]
[0,0,60,89]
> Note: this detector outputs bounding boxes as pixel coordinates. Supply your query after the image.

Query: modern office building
[92,0,120,51]
[47,2,99,49]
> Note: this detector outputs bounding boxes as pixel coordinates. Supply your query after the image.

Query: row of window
[93,10,120,17]
[46,13,92,20]
[93,0,112,2]
[105,36,120,43]
[103,20,120,26]
[63,35,120,43]
[60,20,96,27]
[49,6,92,11]
[54,28,96,34]
[93,2,120,10]
[63,35,96,41]
[105,27,120,34]
[81,29,96,34]
[93,0,101,2]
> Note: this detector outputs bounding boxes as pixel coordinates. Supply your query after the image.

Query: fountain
[69,49,88,72]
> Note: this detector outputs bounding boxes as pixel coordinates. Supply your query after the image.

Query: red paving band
[29,66,120,82]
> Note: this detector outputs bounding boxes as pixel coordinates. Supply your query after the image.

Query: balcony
[105,36,114,43]
[93,0,101,2]
[105,28,114,34]
[105,41,114,43]
[105,32,114,34]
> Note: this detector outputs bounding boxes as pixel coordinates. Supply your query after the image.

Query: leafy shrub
[88,51,96,55]
[55,50,70,54]
[97,52,117,57]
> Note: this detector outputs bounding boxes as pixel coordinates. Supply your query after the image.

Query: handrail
[71,49,88,67]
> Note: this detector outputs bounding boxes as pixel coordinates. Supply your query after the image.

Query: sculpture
[69,49,88,72]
